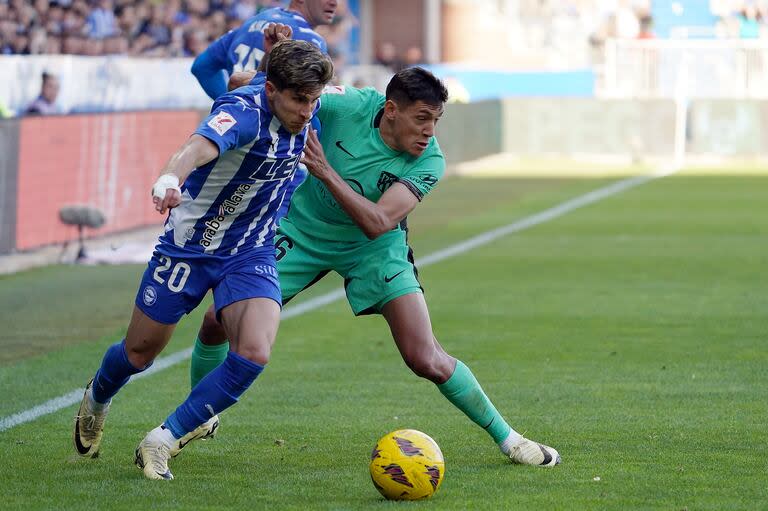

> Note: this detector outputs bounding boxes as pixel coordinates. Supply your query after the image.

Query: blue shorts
[135,245,281,325]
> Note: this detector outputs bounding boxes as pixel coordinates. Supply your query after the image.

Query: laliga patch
[208,111,237,136]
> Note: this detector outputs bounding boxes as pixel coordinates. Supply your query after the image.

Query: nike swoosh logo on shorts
[384,270,405,283]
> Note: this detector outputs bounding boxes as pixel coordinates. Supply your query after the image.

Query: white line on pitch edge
[0,169,675,432]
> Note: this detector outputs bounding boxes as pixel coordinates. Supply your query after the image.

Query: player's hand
[301,129,332,180]
[152,174,182,214]
[228,23,292,91]
[228,71,257,91]
[263,22,292,53]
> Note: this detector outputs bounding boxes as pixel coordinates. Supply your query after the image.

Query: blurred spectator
[62,5,87,36]
[11,31,30,55]
[82,35,104,55]
[184,28,209,57]
[374,41,401,72]
[86,0,118,39]
[115,3,142,41]
[141,4,172,48]
[256,0,287,12]
[26,72,62,116]
[231,0,259,20]
[62,34,85,54]
[402,46,423,67]
[29,26,49,54]
[637,15,654,39]
[103,34,128,54]
[207,10,229,40]
[44,35,63,54]
[738,5,761,39]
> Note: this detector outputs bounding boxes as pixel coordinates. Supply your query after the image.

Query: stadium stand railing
[601,38,768,99]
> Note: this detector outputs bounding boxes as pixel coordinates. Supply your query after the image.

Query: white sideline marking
[0,169,674,432]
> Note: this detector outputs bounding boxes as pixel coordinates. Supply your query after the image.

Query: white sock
[86,388,109,412]
[498,428,524,455]
[155,425,178,445]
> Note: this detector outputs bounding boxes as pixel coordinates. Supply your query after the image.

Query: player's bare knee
[233,342,272,366]
[402,350,439,383]
[236,349,270,366]
[125,343,158,369]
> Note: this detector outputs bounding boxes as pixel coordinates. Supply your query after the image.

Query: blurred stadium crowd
[3,1,768,58]
[0,0,354,59]
[4,1,768,63]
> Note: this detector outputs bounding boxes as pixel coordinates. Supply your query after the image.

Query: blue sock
[91,340,145,404]
[164,351,264,439]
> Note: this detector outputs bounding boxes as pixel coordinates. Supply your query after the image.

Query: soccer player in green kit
[175,66,561,468]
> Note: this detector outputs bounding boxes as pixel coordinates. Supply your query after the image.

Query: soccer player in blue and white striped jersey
[190,0,337,250]
[72,30,334,482]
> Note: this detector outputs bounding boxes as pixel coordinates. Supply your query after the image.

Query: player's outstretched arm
[152,134,219,214]
[192,48,228,100]
[301,129,419,239]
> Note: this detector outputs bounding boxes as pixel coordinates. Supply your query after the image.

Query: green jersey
[284,86,445,243]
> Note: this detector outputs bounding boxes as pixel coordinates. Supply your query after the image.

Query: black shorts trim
[282,270,330,305]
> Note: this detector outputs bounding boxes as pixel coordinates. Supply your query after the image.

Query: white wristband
[152,174,181,200]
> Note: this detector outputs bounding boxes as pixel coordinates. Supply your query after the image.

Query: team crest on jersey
[377,171,398,192]
[208,111,237,136]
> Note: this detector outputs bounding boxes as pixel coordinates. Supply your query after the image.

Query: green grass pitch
[0,168,766,510]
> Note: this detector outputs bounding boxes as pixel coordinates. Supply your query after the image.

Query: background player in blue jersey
[72,29,334,481]
[191,0,337,100]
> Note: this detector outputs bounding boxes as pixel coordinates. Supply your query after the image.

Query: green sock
[437,360,512,443]
[190,337,229,389]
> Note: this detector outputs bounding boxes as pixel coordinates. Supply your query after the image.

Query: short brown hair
[266,40,334,94]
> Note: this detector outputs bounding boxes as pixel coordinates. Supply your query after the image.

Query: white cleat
[73,379,110,458]
[507,437,561,467]
[135,426,174,480]
[169,415,220,458]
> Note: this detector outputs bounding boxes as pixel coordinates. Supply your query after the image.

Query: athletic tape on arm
[152,174,181,200]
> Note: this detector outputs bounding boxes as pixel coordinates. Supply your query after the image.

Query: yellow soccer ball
[369,429,445,500]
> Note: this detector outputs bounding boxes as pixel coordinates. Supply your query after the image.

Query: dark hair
[266,40,334,94]
[386,67,448,107]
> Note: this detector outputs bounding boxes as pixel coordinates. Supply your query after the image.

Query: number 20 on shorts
[152,256,191,292]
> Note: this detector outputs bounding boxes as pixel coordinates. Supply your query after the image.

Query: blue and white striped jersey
[207,8,327,77]
[159,78,318,257]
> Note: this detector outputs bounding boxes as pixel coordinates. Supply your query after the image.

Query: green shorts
[275,220,422,315]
